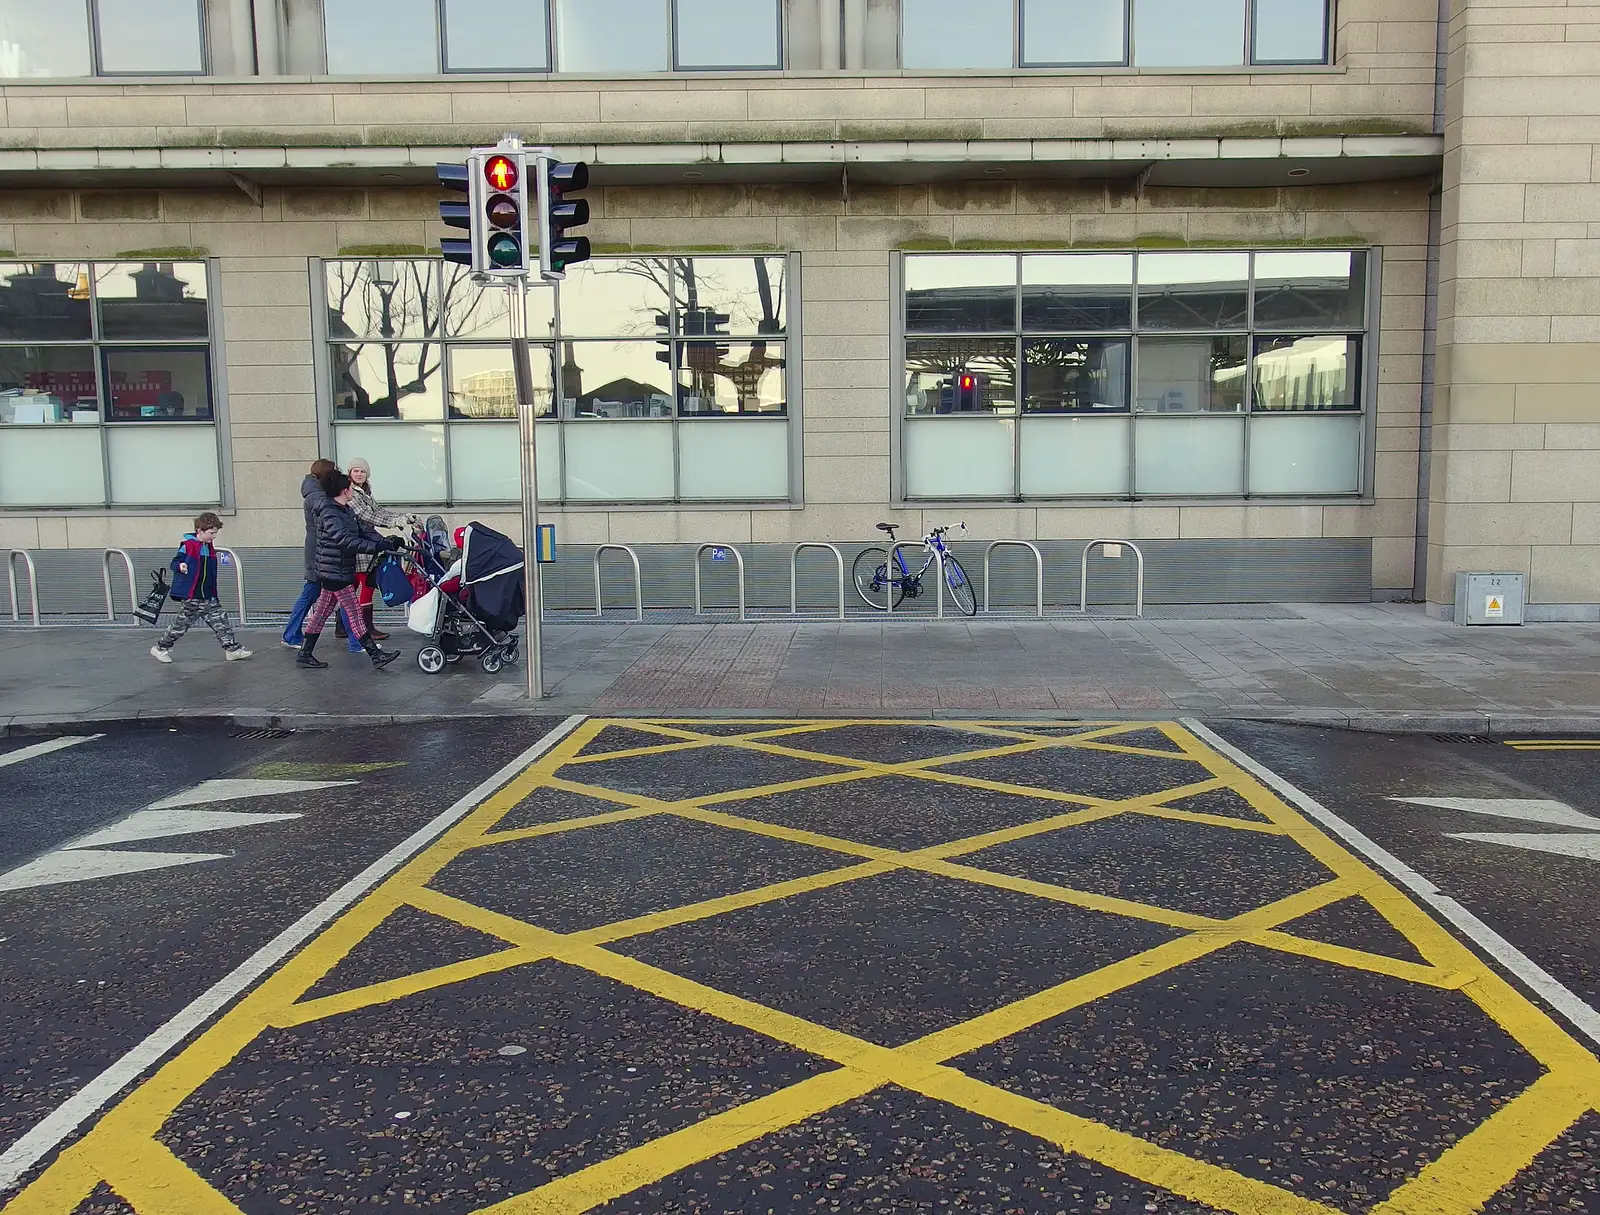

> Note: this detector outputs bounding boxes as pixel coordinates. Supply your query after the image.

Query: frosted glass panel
[902,0,1014,68]
[556,0,669,71]
[1248,414,1362,495]
[108,424,218,505]
[1134,416,1244,495]
[564,422,673,501]
[905,417,1015,498]
[679,421,788,500]
[333,423,447,503]
[448,422,561,503]
[1023,0,1125,65]
[676,0,779,68]
[0,426,104,505]
[1020,416,1129,496]
[324,0,438,73]
[1253,0,1328,62]
[1133,0,1245,66]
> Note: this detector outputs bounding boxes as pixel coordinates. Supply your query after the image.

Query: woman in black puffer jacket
[296,470,402,670]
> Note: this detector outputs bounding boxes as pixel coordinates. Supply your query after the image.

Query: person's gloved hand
[385,535,405,551]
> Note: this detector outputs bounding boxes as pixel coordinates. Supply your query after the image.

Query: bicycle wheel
[942,555,978,617]
[852,546,906,611]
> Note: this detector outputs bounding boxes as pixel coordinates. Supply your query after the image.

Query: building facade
[0,0,1593,617]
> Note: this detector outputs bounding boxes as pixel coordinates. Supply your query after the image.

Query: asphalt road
[3,717,1597,1215]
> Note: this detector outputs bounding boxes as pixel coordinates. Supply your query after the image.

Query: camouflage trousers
[157,598,240,652]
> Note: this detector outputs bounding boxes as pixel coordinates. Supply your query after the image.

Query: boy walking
[151,512,252,664]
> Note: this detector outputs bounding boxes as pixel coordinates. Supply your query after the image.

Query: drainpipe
[1413,0,1451,599]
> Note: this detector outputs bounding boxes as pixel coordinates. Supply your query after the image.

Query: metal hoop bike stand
[983,540,1045,617]
[4,550,39,626]
[789,543,845,620]
[214,548,250,625]
[102,549,137,623]
[1080,539,1145,618]
[693,544,746,621]
[885,541,948,618]
[593,545,643,621]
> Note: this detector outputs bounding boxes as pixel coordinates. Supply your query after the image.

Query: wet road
[2,717,1598,1215]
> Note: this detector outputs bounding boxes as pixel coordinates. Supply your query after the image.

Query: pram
[408,518,526,676]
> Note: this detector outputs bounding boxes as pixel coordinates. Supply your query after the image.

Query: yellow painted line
[1128,803,1287,835]
[1242,931,1469,991]
[467,805,662,850]
[561,739,709,765]
[914,805,1130,859]
[273,946,547,1029]
[96,1136,245,1215]
[0,1144,104,1215]
[1505,743,1600,751]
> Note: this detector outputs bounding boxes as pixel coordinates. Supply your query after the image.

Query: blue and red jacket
[168,534,220,601]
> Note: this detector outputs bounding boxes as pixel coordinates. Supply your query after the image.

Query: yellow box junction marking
[10,718,1600,1215]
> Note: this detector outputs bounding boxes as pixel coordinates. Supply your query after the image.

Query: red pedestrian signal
[484,154,518,193]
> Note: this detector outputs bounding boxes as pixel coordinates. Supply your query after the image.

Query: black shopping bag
[134,569,171,626]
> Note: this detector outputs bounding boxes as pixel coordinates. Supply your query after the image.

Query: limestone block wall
[1432,0,1600,611]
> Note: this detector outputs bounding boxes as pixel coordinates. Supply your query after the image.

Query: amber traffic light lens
[486,194,519,229]
[484,154,518,192]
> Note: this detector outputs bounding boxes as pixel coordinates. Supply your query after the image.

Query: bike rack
[214,548,249,625]
[102,549,137,623]
[694,544,746,621]
[789,543,845,620]
[3,550,39,626]
[1080,539,1145,619]
[886,541,948,618]
[983,540,1045,618]
[593,544,644,621]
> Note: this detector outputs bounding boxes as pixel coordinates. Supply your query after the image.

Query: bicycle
[852,522,978,616]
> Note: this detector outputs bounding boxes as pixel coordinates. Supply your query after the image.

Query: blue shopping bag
[372,554,416,607]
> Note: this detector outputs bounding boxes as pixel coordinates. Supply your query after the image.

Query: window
[901,249,1368,501]
[0,0,203,77]
[0,261,221,508]
[675,0,780,69]
[903,0,1329,68]
[324,0,439,74]
[443,0,551,71]
[322,255,793,505]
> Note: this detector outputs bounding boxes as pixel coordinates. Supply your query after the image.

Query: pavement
[3,716,1597,1213]
[2,602,1599,735]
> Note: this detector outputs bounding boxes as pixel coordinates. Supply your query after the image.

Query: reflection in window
[561,341,675,418]
[0,264,92,341]
[1135,336,1247,413]
[555,0,669,71]
[1023,339,1129,413]
[678,340,785,415]
[905,255,1016,334]
[902,0,1014,68]
[0,345,98,424]
[97,0,203,73]
[1022,254,1133,330]
[1133,0,1245,67]
[1253,0,1328,63]
[443,0,550,71]
[672,257,786,335]
[326,260,439,342]
[447,345,557,419]
[1022,0,1126,65]
[1137,252,1250,331]
[96,262,209,340]
[332,342,444,420]
[1252,336,1359,411]
[557,260,672,339]
[324,0,439,74]
[0,5,92,77]
[905,339,1017,415]
[1253,251,1366,330]
[105,348,212,420]
[676,0,779,68]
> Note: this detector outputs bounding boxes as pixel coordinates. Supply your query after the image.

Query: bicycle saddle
[875,522,897,533]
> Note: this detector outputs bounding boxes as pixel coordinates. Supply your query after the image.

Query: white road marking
[1183,719,1600,1051]
[0,713,586,1194]
[145,778,357,810]
[67,809,303,851]
[1389,795,1597,829]
[0,735,103,771]
[1447,832,1600,862]
[0,849,229,893]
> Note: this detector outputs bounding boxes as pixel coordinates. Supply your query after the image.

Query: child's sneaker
[225,647,253,661]
[150,645,173,664]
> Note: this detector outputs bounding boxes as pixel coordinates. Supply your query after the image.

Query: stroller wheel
[503,637,520,664]
[480,649,504,675]
[417,645,446,675]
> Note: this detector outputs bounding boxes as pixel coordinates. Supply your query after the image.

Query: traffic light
[436,142,532,277]
[437,162,473,268]
[537,156,591,281]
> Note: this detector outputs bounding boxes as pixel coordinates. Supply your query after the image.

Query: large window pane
[448,344,556,419]
[1137,252,1249,331]
[1134,416,1245,495]
[905,255,1015,334]
[0,426,104,505]
[97,262,209,339]
[1253,251,1366,330]
[905,339,1017,415]
[440,264,554,340]
[0,4,92,77]
[324,0,438,73]
[1019,415,1130,496]
[1252,336,1360,411]
[1248,413,1361,494]
[564,421,673,500]
[558,261,671,339]
[0,345,98,422]
[444,0,550,71]
[679,420,788,499]
[902,0,1013,68]
[447,421,562,502]
[326,260,439,342]
[1253,0,1328,63]
[1133,0,1245,67]
[105,348,212,420]
[678,340,786,415]
[333,423,447,503]
[332,343,445,420]
[672,256,786,336]
[1023,339,1129,414]
[905,417,1015,497]
[108,424,219,505]
[1022,0,1126,65]
[97,0,203,72]
[1135,336,1247,413]
[561,341,674,418]
[676,0,779,68]
[556,0,668,71]
[1022,254,1132,330]
[0,263,92,341]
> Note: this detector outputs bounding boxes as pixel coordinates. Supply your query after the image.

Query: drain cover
[1430,733,1494,745]
[230,727,294,740]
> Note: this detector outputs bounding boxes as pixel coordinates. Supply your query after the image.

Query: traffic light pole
[509,274,546,701]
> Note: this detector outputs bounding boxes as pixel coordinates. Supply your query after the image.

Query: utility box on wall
[1454,572,1526,626]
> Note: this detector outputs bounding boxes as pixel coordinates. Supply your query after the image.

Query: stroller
[407,518,526,676]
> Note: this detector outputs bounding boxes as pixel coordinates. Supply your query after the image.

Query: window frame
[89,0,209,77]
[439,0,555,74]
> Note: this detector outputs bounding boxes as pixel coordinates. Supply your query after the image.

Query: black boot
[297,633,329,669]
[362,636,400,669]
[364,605,389,641]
